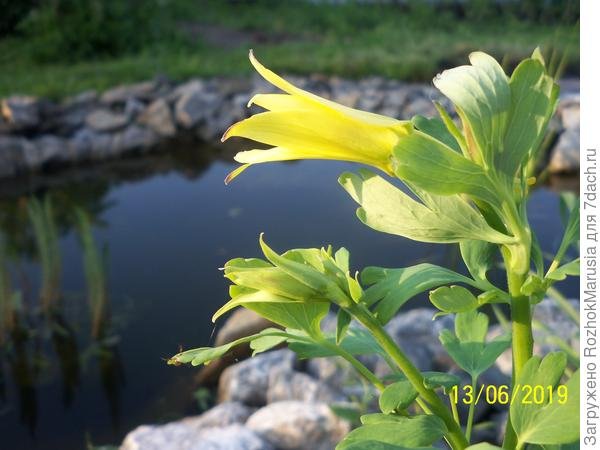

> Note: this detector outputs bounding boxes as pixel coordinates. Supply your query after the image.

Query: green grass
[0,1,579,99]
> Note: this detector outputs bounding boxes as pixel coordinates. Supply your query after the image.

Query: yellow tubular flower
[222,50,413,184]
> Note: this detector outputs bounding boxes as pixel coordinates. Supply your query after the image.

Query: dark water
[0,144,579,450]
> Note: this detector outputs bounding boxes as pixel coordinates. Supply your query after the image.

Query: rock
[266,370,346,404]
[26,136,69,169]
[137,99,177,137]
[182,402,254,428]
[121,423,272,450]
[306,357,351,387]
[175,85,220,129]
[86,109,130,132]
[218,349,296,406]
[69,127,112,161]
[548,129,580,173]
[246,401,350,450]
[403,96,436,118]
[125,98,147,119]
[559,103,580,130]
[109,125,159,156]
[0,96,40,132]
[376,308,454,376]
[101,81,157,104]
[0,136,29,177]
[197,309,278,385]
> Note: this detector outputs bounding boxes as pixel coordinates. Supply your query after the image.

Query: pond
[0,143,579,449]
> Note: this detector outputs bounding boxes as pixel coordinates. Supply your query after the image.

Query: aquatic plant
[28,197,62,312]
[171,50,579,449]
[74,208,109,340]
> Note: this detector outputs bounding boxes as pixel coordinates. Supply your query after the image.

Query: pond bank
[0,76,580,179]
[119,298,578,450]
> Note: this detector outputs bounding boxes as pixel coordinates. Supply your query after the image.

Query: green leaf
[249,332,288,355]
[433,101,468,156]
[421,372,461,393]
[429,285,479,313]
[411,114,460,152]
[360,263,477,324]
[213,289,302,322]
[531,231,545,276]
[169,328,288,366]
[553,198,580,266]
[546,258,580,281]
[433,52,510,175]
[503,57,558,178]
[334,247,350,272]
[340,442,436,450]
[392,130,501,207]
[289,327,385,359]
[336,415,447,450]
[244,301,330,336]
[336,308,352,344]
[460,239,497,282]
[339,170,513,245]
[510,353,579,446]
[379,380,418,414]
[439,310,510,378]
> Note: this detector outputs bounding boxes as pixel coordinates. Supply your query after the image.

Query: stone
[548,129,579,173]
[101,81,157,104]
[376,308,454,377]
[246,401,350,450]
[121,423,272,450]
[0,96,40,132]
[218,349,296,406]
[175,85,220,129]
[69,127,112,161]
[403,96,436,117]
[559,104,580,130]
[266,370,346,404]
[26,136,69,169]
[86,109,130,132]
[0,136,29,177]
[182,402,254,428]
[137,99,177,137]
[109,125,159,156]
[125,98,147,119]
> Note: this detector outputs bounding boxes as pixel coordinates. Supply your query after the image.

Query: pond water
[0,144,579,449]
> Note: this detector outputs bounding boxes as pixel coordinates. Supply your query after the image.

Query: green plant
[28,197,61,312]
[170,50,579,449]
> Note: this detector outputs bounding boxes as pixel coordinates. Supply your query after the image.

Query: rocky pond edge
[120,298,579,450]
[0,76,580,179]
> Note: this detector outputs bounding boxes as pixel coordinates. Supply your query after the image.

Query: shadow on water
[0,139,579,449]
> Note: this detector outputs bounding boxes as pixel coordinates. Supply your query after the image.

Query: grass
[0,0,579,99]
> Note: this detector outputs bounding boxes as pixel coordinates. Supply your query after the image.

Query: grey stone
[266,370,346,404]
[86,109,130,132]
[137,99,177,137]
[1,96,40,132]
[109,125,159,156]
[101,81,157,104]
[0,136,29,176]
[218,349,296,406]
[246,401,350,450]
[403,96,436,117]
[559,103,580,130]
[125,98,147,119]
[175,86,220,129]
[377,308,454,376]
[216,309,276,347]
[548,129,580,173]
[182,402,255,429]
[120,423,272,450]
[69,127,112,161]
[25,136,69,169]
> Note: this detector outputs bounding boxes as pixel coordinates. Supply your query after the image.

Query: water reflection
[0,141,579,450]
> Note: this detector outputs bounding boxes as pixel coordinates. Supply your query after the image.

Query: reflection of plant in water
[0,241,18,345]
[28,197,62,312]
[75,208,109,340]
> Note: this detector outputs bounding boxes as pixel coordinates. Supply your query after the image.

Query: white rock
[246,401,350,450]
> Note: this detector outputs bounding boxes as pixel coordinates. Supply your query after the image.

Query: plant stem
[465,376,477,442]
[347,303,469,450]
[503,270,534,450]
[319,338,386,392]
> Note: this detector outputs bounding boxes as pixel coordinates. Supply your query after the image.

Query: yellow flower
[222,50,412,184]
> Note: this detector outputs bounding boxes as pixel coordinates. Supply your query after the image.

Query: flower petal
[249,50,402,126]
[248,93,312,111]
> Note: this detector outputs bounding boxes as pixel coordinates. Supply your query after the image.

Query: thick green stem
[347,303,469,450]
[465,376,477,443]
[503,271,534,450]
